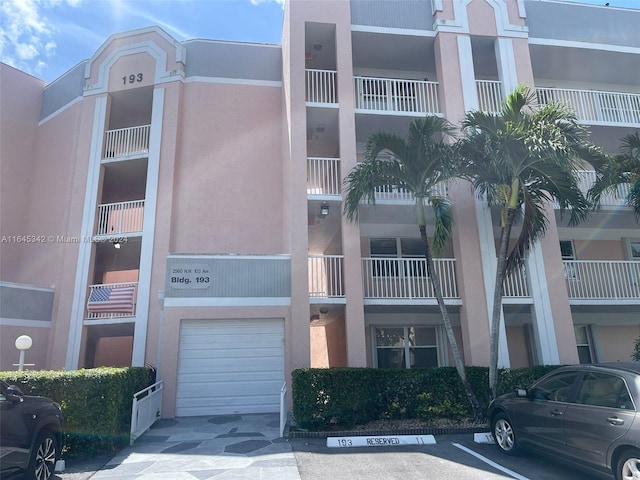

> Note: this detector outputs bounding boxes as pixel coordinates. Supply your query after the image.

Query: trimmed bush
[292,365,560,430]
[0,367,152,458]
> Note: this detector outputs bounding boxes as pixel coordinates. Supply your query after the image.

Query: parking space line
[452,443,530,480]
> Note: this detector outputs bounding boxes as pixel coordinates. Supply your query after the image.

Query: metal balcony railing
[537,87,640,127]
[306,69,338,104]
[361,257,458,299]
[372,182,448,203]
[309,255,344,298]
[307,158,341,196]
[103,125,151,159]
[564,260,640,300]
[354,77,440,115]
[476,80,503,114]
[502,267,530,298]
[87,281,138,319]
[96,200,145,236]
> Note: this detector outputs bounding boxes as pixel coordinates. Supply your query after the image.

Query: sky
[0,0,638,84]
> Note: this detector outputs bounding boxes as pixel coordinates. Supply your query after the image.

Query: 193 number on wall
[122,73,143,85]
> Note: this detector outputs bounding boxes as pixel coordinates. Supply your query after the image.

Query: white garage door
[176,318,285,416]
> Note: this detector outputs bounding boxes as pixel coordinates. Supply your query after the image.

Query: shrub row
[292,365,561,430]
[0,367,153,458]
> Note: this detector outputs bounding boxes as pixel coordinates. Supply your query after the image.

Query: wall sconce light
[113,241,121,249]
[320,203,329,217]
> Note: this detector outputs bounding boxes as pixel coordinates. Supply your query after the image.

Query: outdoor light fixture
[320,203,329,217]
[15,335,33,371]
[113,241,121,249]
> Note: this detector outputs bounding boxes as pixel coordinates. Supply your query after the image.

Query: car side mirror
[516,388,529,398]
[5,385,25,403]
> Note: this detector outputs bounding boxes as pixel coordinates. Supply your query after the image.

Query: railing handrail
[305,68,337,74]
[130,380,163,445]
[89,281,139,288]
[309,254,344,259]
[98,199,145,208]
[354,75,438,86]
[307,156,340,161]
[564,259,639,265]
[105,124,152,134]
[537,86,640,97]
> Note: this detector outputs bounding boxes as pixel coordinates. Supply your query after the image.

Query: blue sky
[0,0,637,84]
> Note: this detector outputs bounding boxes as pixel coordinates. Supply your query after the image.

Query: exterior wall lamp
[320,203,329,217]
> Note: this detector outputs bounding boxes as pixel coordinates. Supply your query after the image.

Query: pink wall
[0,66,44,281]
[171,83,284,254]
[597,325,640,362]
[574,240,625,260]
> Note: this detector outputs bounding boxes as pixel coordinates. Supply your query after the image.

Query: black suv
[0,380,64,480]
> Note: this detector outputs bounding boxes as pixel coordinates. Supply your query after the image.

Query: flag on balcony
[87,285,135,314]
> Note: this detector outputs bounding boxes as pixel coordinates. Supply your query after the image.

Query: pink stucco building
[1,0,639,417]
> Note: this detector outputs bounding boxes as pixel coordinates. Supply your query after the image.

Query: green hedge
[0,367,153,458]
[292,365,561,430]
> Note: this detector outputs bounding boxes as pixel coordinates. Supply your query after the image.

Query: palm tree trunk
[488,208,518,400]
[418,224,482,419]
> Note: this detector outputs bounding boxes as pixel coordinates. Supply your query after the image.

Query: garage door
[176,318,285,416]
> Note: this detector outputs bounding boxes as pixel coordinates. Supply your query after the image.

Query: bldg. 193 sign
[169,264,211,289]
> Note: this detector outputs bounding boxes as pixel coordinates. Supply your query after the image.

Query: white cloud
[0,0,82,75]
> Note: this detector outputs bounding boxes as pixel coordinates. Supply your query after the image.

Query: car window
[576,372,634,409]
[531,371,579,402]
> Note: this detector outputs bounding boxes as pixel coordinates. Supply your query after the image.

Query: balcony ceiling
[351,31,436,72]
[108,87,153,129]
[530,44,640,87]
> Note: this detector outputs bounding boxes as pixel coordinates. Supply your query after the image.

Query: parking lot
[290,434,608,480]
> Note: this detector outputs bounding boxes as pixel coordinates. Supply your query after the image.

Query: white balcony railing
[307,158,341,196]
[537,87,640,127]
[309,255,344,298]
[362,257,458,299]
[564,260,640,300]
[87,281,138,319]
[306,69,337,104]
[96,200,145,236]
[576,170,631,207]
[373,182,448,203]
[354,77,440,115]
[503,267,530,298]
[476,80,503,114]
[103,125,151,159]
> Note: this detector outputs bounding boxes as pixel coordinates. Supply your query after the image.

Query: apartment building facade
[1,0,638,417]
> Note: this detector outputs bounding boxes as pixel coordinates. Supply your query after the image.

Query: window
[370,238,428,277]
[625,240,640,286]
[560,240,577,279]
[375,326,439,369]
[629,241,640,260]
[574,326,594,364]
[576,373,633,409]
[530,371,579,402]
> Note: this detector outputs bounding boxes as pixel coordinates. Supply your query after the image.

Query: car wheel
[617,449,640,480]
[26,431,58,480]
[492,412,519,455]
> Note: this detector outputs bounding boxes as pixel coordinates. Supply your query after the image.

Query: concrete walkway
[61,413,301,480]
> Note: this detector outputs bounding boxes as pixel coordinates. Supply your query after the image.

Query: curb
[289,426,490,439]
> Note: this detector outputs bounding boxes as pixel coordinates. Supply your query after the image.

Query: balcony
[86,282,138,320]
[354,77,440,116]
[476,80,503,114]
[564,260,640,303]
[309,255,344,300]
[576,170,630,207]
[361,257,458,301]
[502,267,530,300]
[96,200,145,236]
[307,158,341,198]
[103,125,151,160]
[371,182,448,204]
[537,88,640,127]
[306,69,338,105]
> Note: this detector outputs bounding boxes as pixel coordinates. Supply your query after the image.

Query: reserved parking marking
[452,443,530,480]
[327,435,436,448]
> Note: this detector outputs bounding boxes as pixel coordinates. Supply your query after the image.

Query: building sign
[169,264,211,289]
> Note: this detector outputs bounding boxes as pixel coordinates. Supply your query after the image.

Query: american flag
[87,286,135,313]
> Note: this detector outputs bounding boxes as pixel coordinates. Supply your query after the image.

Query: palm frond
[428,195,453,254]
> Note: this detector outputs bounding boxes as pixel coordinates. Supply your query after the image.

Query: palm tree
[343,116,481,419]
[457,85,602,399]
[589,132,640,220]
